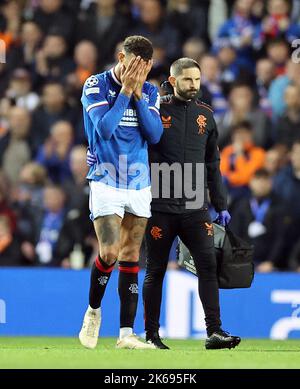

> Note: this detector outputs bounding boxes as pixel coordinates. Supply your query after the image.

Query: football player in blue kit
[79,36,163,349]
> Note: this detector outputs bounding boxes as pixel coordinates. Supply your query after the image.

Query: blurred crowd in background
[0,0,300,271]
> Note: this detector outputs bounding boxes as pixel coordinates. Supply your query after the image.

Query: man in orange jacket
[220,120,266,198]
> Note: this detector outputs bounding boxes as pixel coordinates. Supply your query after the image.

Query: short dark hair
[231,120,253,133]
[253,168,271,179]
[123,35,153,61]
[170,57,201,77]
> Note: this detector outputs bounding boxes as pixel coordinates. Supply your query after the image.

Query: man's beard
[176,85,200,101]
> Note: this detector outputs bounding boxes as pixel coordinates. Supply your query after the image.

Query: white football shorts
[89,181,152,220]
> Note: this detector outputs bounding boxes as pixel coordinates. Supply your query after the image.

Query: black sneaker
[205,330,241,350]
[146,331,170,349]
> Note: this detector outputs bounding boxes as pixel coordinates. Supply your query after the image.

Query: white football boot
[79,306,101,349]
[116,334,156,349]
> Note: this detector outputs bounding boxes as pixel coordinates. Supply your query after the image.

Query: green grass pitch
[0,338,300,369]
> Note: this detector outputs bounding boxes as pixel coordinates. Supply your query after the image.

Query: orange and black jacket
[149,94,227,214]
[220,143,266,187]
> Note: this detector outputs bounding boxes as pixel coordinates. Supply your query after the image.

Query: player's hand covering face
[120,55,153,98]
[120,56,143,94]
[133,59,153,99]
[135,59,153,86]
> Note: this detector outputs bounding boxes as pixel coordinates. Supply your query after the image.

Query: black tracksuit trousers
[143,210,221,337]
